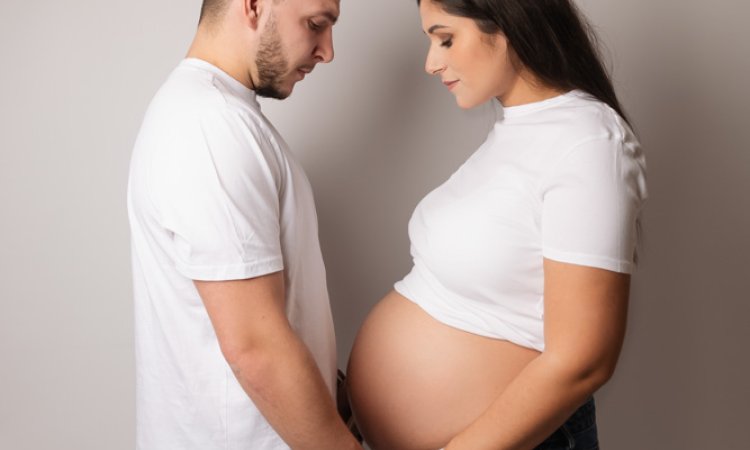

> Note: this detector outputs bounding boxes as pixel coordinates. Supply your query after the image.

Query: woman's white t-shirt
[395,90,648,351]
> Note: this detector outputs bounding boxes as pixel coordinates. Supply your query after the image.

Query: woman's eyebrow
[427,24,449,34]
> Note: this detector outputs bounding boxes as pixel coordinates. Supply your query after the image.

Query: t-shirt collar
[493,89,586,121]
[181,57,260,109]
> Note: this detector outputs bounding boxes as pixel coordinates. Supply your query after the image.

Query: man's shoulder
[150,66,253,120]
[140,68,275,149]
[133,62,289,194]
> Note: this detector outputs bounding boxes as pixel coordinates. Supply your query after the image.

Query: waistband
[561,397,596,434]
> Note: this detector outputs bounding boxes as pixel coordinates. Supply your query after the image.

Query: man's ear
[245,0,262,30]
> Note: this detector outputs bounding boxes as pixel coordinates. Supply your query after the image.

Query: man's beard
[254,16,291,99]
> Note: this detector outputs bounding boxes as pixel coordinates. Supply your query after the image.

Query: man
[127,0,361,448]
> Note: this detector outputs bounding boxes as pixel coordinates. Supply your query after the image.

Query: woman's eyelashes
[440,37,453,48]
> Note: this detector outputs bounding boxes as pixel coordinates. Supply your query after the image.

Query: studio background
[1,0,748,449]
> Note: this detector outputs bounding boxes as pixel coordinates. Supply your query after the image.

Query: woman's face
[419,0,521,109]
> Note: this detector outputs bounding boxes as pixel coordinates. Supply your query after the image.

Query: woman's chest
[409,152,546,293]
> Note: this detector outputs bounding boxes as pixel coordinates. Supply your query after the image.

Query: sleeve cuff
[543,248,635,274]
[175,257,285,281]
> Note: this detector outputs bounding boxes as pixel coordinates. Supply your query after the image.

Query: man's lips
[296,65,315,80]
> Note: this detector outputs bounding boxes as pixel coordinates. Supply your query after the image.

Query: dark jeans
[534,398,599,450]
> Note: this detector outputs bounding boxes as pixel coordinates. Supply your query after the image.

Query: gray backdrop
[1,0,748,448]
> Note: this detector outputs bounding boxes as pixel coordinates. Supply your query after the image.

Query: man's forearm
[227,328,361,450]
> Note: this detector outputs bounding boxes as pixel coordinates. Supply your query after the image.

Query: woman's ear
[505,42,525,74]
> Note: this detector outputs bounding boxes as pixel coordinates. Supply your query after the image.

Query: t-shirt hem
[394,279,543,352]
[176,258,284,281]
[542,248,634,274]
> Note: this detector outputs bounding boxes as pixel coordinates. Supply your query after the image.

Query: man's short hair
[200,0,286,25]
[199,0,230,25]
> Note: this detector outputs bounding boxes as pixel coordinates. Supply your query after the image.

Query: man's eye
[309,20,322,31]
[440,38,453,48]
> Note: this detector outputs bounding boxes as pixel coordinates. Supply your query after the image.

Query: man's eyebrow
[319,11,339,24]
[427,24,448,34]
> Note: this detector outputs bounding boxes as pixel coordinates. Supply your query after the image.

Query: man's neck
[187,28,256,91]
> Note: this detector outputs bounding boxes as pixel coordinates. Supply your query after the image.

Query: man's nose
[315,30,335,63]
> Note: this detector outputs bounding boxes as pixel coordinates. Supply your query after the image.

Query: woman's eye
[440,38,453,48]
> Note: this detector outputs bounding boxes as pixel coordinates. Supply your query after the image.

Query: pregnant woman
[347,1,647,449]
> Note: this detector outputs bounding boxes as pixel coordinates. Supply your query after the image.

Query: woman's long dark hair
[417,0,631,126]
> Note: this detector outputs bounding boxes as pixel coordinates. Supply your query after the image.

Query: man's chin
[282,82,296,98]
[255,84,292,100]
[277,82,298,100]
[254,74,301,100]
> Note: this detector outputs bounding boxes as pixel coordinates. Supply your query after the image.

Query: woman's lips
[443,80,459,90]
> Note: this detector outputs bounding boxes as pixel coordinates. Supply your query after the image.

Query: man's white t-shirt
[395,90,648,352]
[128,58,337,449]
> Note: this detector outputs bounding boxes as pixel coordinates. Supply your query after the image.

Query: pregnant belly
[347,291,540,450]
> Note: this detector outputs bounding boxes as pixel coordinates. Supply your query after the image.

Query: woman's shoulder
[496,91,636,164]
[551,91,634,146]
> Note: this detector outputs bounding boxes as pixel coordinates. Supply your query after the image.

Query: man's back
[128,58,336,449]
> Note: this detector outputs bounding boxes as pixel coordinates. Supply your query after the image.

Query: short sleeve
[541,134,648,273]
[150,107,285,281]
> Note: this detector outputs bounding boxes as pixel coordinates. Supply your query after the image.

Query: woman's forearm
[445,352,611,450]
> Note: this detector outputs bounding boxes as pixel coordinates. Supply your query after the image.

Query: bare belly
[347,291,540,450]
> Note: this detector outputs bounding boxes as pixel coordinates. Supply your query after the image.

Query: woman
[347,1,647,449]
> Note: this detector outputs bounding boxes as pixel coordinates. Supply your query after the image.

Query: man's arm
[194,272,361,450]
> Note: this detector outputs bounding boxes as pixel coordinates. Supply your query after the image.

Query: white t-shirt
[127,58,337,449]
[395,90,648,352]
